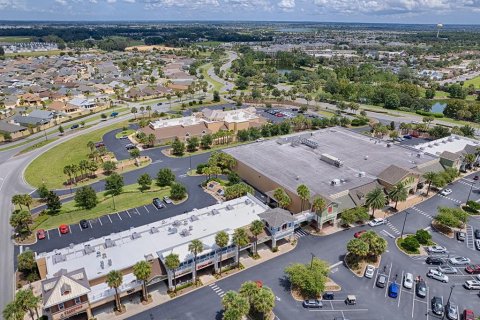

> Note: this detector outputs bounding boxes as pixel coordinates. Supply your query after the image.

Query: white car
[448,256,471,265]
[427,269,449,283]
[403,273,414,289]
[365,265,375,279]
[368,218,386,227]
[464,280,480,290]
[437,266,458,274]
[475,239,480,251]
[427,245,448,254]
[440,189,452,196]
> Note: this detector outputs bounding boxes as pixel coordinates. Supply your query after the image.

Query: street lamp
[310,252,316,269]
[442,285,455,320]
[400,211,410,239]
[467,179,476,202]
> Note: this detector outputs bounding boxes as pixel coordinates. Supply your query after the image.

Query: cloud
[54,0,68,5]
[278,0,295,10]
[144,0,220,8]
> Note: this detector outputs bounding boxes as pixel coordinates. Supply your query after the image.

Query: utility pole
[400,211,410,239]
[467,180,476,202]
[442,285,455,320]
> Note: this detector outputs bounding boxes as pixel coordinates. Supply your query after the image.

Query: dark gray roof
[349,181,382,207]
[14,116,49,126]
[0,121,27,133]
[259,208,295,228]
[440,151,462,162]
[462,144,478,155]
[41,268,90,306]
[377,165,411,186]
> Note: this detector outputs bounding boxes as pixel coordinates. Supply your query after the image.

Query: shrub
[415,229,432,245]
[466,200,480,211]
[415,110,444,118]
[400,235,420,253]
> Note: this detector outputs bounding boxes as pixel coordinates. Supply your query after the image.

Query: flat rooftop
[38,195,268,281]
[413,135,479,156]
[225,127,438,198]
[149,115,205,129]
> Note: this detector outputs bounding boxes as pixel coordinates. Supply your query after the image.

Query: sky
[0,0,479,24]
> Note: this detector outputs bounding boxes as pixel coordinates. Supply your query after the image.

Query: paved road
[127,172,480,320]
[206,51,237,93]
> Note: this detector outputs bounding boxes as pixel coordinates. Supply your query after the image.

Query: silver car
[437,266,458,274]
[446,301,458,320]
[427,269,449,283]
[449,256,471,265]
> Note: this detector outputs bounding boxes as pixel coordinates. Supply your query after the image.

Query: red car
[463,309,475,320]
[255,280,263,288]
[36,229,46,240]
[465,264,480,274]
[354,230,367,238]
[59,224,70,234]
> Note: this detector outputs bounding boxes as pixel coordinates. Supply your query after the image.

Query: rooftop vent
[358,172,366,178]
[190,215,199,222]
[150,227,159,234]
[100,261,104,269]
[226,204,234,211]
[108,259,112,267]
[104,238,115,248]
[364,155,369,160]
[173,220,181,226]
[245,199,252,205]
[83,244,95,255]
[180,229,190,237]
[168,227,177,234]
[331,179,341,186]
[211,209,220,215]
[69,243,74,249]
[131,232,141,240]
[386,143,391,148]
[417,153,423,158]
[52,253,66,265]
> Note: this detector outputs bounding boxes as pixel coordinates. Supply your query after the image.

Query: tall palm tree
[11,195,23,210]
[423,171,436,196]
[2,301,24,320]
[164,253,180,293]
[188,239,204,283]
[146,105,152,118]
[70,164,79,184]
[133,260,152,302]
[63,165,73,184]
[106,270,123,312]
[87,140,95,152]
[215,231,229,275]
[365,187,386,218]
[21,194,33,213]
[296,184,310,212]
[232,228,249,269]
[16,289,40,320]
[388,183,408,210]
[252,287,276,320]
[79,159,89,179]
[312,196,327,226]
[249,220,264,255]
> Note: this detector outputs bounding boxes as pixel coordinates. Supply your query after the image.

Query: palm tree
[63,165,73,184]
[106,270,123,312]
[232,228,249,269]
[388,183,408,210]
[188,239,204,283]
[296,184,310,212]
[11,195,23,210]
[146,105,152,118]
[423,171,436,196]
[16,289,40,320]
[133,260,152,302]
[252,287,276,320]
[21,194,33,213]
[273,187,291,209]
[312,196,327,225]
[164,253,180,293]
[365,187,386,218]
[249,220,264,255]
[464,153,476,169]
[87,140,95,152]
[215,231,229,275]
[2,301,23,320]
[79,159,89,179]
[131,107,138,120]
[70,164,79,184]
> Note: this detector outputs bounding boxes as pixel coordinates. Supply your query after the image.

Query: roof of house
[29,110,55,119]
[0,121,27,133]
[377,165,413,186]
[348,181,382,207]
[259,208,296,228]
[14,116,49,126]
[41,268,91,308]
[141,122,211,140]
[440,151,462,162]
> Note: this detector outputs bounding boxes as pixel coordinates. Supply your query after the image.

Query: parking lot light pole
[442,285,455,320]
[400,211,410,239]
[467,180,476,202]
[310,252,315,269]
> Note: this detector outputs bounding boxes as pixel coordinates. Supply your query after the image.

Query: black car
[70,124,79,129]
[376,274,387,288]
[457,232,466,242]
[426,257,444,265]
[322,292,334,300]
[79,219,89,229]
[416,280,427,298]
[431,296,444,316]
[475,229,480,240]
[125,144,136,150]
[302,299,322,309]
[153,198,165,209]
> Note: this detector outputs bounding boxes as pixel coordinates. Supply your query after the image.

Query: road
[206,51,237,93]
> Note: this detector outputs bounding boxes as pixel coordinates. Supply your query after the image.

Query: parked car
[403,135,412,139]
[476,239,480,251]
[70,124,79,130]
[465,264,480,274]
[354,230,367,238]
[474,175,479,181]
[37,229,46,240]
[475,229,480,239]
[119,135,129,140]
[463,309,475,320]
[449,256,471,265]
[427,269,449,283]
[446,301,458,320]
[163,196,173,204]
[59,224,69,234]
[431,296,444,316]
[456,231,466,242]
[152,198,165,209]
[426,257,444,265]
[322,292,335,300]
[302,299,322,308]
[125,143,136,150]
[110,112,119,117]
[365,265,375,279]
[403,273,414,289]
[440,189,453,196]
[376,274,387,288]
[437,266,458,274]
[79,219,88,229]
[464,280,480,290]
[94,142,105,148]
[416,280,427,298]
[388,282,399,298]
[427,245,447,254]
[368,218,386,227]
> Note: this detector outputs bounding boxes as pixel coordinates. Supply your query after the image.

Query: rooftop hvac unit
[150,227,159,234]
[108,259,112,267]
[100,261,104,269]
[83,244,95,255]
[168,227,177,234]
[417,153,423,158]
[69,243,74,249]
[331,179,341,186]
[104,238,115,248]
[211,209,220,215]
[190,215,199,222]
[301,138,318,149]
[387,143,391,148]
[131,232,141,240]
[226,204,234,210]
[321,153,344,167]
[358,172,366,178]
[245,199,252,205]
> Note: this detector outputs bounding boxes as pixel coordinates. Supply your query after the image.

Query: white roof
[38,195,267,281]
[414,135,479,156]
[149,115,205,129]
[44,275,91,308]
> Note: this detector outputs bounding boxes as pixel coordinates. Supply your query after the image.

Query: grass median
[25,121,128,189]
[33,183,171,231]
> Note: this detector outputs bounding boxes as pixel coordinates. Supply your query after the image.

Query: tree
[146,105,152,118]
[105,173,124,210]
[360,231,387,257]
[284,258,329,298]
[45,191,61,214]
[296,184,310,212]
[201,134,213,149]
[388,183,408,210]
[252,287,275,319]
[37,184,49,200]
[137,173,152,191]
[131,106,138,120]
[63,165,73,184]
[213,90,221,102]
[222,291,249,320]
[249,220,264,255]
[106,270,123,312]
[164,253,180,293]
[15,289,40,320]
[133,260,152,302]
[232,228,249,268]
[346,238,369,259]
[102,161,117,175]
[188,239,204,283]
[170,182,187,201]
[130,148,140,159]
[58,125,64,135]
[11,195,24,210]
[171,137,185,156]
[365,187,386,218]
[425,88,435,99]
[147,133,156,148]
[87,140,95,152]
[3,300,24,320]
[17,250,36,273]
[423,171,436,196]
[273,187,291,209]
[186,136,199,152]
[215,231,229,275]
[227,171,241,185]
[402,235,420,252]
[415,229,432,245]
[157,168,176,187]
[74,186,98,210]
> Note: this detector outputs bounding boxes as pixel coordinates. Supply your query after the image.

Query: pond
[431,102,446,114]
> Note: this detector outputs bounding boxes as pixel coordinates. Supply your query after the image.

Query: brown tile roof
[141,122,211,140]
[377,165,412,186]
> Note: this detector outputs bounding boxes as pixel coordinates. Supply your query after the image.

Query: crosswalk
[208,283,226,298]
[466,225,475,250]
[411,206,433,220]
[294,229,308,239]
[437,194,462,204]
[386,221,401,235]
[459,179,480,189]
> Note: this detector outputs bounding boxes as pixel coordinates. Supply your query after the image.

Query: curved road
[206,51,237,93]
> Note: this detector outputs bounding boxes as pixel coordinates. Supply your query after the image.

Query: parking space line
[411,286,415,318]
[117,212,122,220]
[126,210,131,218]
[144,205,149,213]
[58,229,61,237]
[385,263,392,298]
[308,309,368,312]
[426,287,429,320]
[79,224,83,231]
[98,217,103,226]
[373,266,380,289]
[107,215,113,223]
[89,220,93,229]
[135,208,140,215]
[397,270,404,307]
[46,230,50,240]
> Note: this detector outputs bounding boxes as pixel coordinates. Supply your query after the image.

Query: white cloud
[123,0,136,3]
[106,0,117,3]
[54,0,68,5]
[278,0,295,10]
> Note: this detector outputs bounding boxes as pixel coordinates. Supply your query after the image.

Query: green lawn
[5,50,65,57]
[197,41,223,47]
[200,63,224,92]
[115,129,135,139]
[33,184,170,231]
[464,76,480,88]
[16,138,59,155]
[25,121,128,189]
[0,36,32,43]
